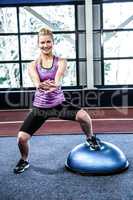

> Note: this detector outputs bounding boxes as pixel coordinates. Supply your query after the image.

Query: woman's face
[38,35,53,55]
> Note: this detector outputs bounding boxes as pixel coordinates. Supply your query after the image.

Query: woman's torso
[33,55,65,108]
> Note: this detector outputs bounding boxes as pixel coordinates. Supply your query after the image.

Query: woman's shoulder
[29,58,41,67]
[58,57,67,66]
[28,60,36,68]
[55,56,67,64]
[28,60,40,72]
[55,57,67,71]
[30,60,36,65]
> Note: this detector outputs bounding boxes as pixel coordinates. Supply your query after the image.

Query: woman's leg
[14,108,47,173]
[55,102,100,149]
[14,131,31,174]
[75,109,93,139]
[75,109,100,149]
[17,131,31,161]
[57,102,93,138]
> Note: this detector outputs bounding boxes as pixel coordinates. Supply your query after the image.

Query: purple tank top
[33,56,65,108]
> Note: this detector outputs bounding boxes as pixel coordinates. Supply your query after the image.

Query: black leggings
[19,101,81,136]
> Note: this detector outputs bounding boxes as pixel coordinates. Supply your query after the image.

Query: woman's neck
[40,53,54,68]
[41,53,53,61]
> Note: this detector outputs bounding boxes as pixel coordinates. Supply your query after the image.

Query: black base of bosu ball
[65,140,129,175]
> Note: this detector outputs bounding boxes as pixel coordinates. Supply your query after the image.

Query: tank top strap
[53,56,59,69]
[36,62,40,72]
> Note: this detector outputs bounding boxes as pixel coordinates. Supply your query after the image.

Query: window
[0,8,20,88]
[93,1,133,86]
[0,2,85,89]
[103,2,133,85]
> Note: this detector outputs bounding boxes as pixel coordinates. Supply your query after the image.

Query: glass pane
[103,2,133,29]
[22,63,34,87]
[94,61,101,85]
[0,63,20,88]
[0,36,19,61]
[78,33,86,58]
[93,31,101,59]
[21,35,38,60]
[104,59,133,85]
[0,7,17,33]
[93,4,101,30]
[78,5,85,30]
[62,61,76,86]
[103,31,133,58]
[54,34,76,59]
[79,61,87,86]
[19,5,75,32]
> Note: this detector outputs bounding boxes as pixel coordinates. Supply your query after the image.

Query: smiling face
[38,35,54,55]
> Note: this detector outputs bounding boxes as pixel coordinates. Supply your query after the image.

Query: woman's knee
[76,109,90,122]
[17,131,30,144]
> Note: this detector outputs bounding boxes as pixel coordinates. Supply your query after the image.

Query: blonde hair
[38,28,54,42]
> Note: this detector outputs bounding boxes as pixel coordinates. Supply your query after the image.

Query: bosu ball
[65,140,129,175]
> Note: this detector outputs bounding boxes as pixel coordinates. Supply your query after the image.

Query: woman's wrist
[36,82,41,89]
[55,81,61,87]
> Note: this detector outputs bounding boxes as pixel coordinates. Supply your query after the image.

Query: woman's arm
[28,61,54,91]
[28,61,41,89]
[28,58,67,91]
[41,58,67,93]
[54,58,67,86]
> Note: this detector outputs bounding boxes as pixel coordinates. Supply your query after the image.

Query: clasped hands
[38,79,59,93]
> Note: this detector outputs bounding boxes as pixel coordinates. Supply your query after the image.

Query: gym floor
[0,107,133,200]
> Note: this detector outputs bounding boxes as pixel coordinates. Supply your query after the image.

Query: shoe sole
[14,164,30,174]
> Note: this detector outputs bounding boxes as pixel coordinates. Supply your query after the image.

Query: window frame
[93,0,133,88]
[0,0,86,91]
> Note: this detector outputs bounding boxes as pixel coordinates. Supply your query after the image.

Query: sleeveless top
[33,56,65,108]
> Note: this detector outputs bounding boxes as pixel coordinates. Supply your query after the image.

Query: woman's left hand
[42,80,59,93]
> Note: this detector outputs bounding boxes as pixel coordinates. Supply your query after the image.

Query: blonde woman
[14,28,100,174]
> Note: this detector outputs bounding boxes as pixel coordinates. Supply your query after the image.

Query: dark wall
[0,88,131,109]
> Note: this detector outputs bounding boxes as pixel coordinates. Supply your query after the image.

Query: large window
[0,2,86,89]
[93,1,133,86]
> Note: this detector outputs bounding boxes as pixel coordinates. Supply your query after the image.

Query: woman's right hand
[38,80,57,92]
[38,80,51,91]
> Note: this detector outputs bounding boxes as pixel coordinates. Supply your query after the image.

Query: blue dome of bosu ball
[65,141,129,175]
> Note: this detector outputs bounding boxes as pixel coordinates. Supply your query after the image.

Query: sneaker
[86,135,101,150]
[14,159,29,174]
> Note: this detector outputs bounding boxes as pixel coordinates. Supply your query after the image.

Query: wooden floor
[0,107,133,137]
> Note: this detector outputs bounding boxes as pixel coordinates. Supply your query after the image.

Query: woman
[14,28,100,174]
